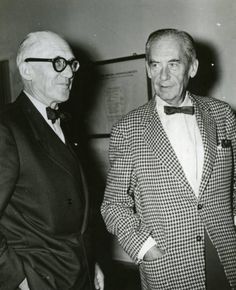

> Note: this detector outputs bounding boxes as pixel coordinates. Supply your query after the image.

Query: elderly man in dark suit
[101,28,236,289]
[0,31,104,290]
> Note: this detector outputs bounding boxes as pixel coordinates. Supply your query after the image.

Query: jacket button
[67,198,72,205]
[196,235,202,242]
[198,204,203,210]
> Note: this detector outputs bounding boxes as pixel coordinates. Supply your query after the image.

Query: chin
[57,91,70,102]
[159,92,173,100]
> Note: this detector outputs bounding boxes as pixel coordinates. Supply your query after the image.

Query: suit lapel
[190,95,218,198]
[143,99,195,200]
[18,93,79,178]
[143,95,218,202]
[60,120,79,160]
[60,119,90,230]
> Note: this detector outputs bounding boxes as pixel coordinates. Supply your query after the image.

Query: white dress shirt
[25,91,65,143]
[138,92,205,260]
[156,92,204,195]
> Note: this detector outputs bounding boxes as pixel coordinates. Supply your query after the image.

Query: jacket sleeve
[0,123,25,289]
[101,124,152,263]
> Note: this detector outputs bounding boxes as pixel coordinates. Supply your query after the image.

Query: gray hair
[145,28,197,64]
[16,31,70,68]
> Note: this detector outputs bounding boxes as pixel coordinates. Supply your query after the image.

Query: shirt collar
[23,90,60,124]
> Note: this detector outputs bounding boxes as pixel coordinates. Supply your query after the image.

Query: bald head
[16,31,72,68]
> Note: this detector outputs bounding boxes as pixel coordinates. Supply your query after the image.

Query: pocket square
[220,139,231,148]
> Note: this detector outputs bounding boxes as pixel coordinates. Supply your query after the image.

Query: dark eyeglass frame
[24,56,80,73]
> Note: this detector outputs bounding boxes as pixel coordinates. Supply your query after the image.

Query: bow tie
[46,107,66,124]
[164,106,194,115]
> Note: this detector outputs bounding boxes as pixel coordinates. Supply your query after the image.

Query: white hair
[16,31,71,68]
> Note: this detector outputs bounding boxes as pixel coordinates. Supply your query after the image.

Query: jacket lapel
[143,99,195,200]
[142,95,218,202]
[17,93,79,178]
[190,94,217,198]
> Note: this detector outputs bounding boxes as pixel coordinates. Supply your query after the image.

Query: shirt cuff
[137,236,157,260]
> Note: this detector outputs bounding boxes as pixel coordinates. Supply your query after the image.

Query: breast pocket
[216,146,232,162]
[214,146,233,177]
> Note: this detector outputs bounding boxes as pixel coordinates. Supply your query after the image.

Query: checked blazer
[101,93,236,290]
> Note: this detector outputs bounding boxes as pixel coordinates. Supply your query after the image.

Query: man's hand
[19,278,30,290]
[94,262,104,290]
[143,245,165,261]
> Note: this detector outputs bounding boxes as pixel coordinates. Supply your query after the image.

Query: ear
[18,62,33,81]
[145,61,152,78]
[189,59,199,78]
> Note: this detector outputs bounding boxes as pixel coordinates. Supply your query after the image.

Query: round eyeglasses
[24,56,80,73]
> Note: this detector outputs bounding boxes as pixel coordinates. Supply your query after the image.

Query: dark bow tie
[46,107,67,124]
[164,106,194,115]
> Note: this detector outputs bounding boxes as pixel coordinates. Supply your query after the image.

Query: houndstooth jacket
[101,93,236,290]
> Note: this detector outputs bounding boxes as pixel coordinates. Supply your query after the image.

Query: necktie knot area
[164,106,194,115]
[46,107,69,123]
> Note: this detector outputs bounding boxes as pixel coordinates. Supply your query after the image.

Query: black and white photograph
[0,1,236,290]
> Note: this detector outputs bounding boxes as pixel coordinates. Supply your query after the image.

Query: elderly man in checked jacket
[101,28,236,290]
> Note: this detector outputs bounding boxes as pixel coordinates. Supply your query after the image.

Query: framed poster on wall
[87,54,151,137]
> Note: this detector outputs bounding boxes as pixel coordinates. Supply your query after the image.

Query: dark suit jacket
[0,92,94,290]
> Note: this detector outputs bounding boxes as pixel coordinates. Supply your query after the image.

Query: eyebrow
[168,59,180,62]
[149,60,160,64]
[149,58,180,64]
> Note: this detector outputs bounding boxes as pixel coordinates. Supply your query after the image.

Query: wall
[0,0,236,107]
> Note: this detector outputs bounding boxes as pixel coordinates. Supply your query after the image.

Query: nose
[160,66,170,81]
[61,64,74,78]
